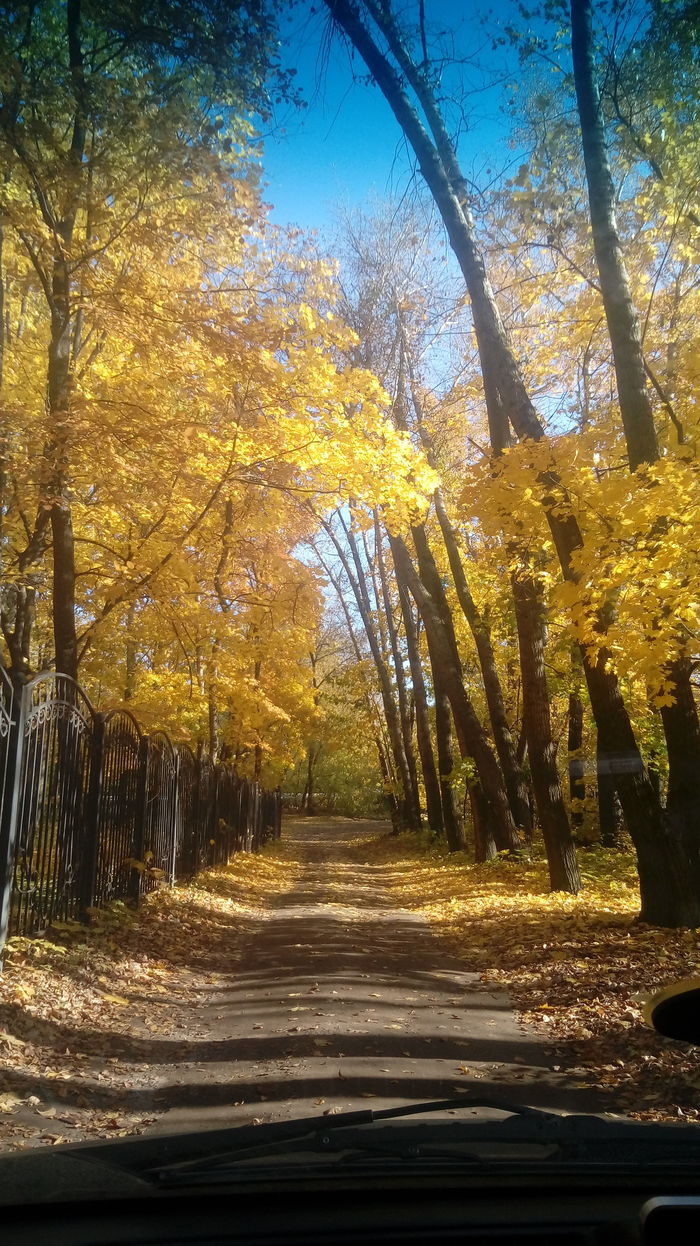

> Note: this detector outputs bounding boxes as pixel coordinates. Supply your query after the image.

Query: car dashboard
[2,1166,699,1246]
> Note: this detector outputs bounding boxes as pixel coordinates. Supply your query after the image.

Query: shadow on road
[0,817,617,1137]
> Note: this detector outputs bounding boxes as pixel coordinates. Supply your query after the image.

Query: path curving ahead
[150,818,605,1134]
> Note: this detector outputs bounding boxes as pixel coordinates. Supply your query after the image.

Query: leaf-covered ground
[0,825,698,1150]
[0,846,300,1150]
[358,833,700,1122]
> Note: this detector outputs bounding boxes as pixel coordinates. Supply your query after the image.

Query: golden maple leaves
[1,141,436,772]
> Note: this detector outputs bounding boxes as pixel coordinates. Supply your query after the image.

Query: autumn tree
[0,0,287,677]
[329,170,577,884]
[322,0,699,924]
[570,0,700,877]
[0,0,440,797]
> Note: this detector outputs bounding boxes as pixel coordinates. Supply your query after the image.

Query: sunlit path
[149,818,606,1134]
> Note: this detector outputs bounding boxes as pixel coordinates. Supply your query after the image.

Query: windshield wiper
[149,1097,700,1185]
[152,1097,552,1183]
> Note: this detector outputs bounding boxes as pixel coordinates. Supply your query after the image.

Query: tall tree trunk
[512,571,581,893]
[374,512,422,824]
[317,545,402,829]
[432,665,465,851]
[124,601,137,701]
[570,0,658,469]
[47,254,79,680]
[304,743,321,816]
[0,586,35,676]
[397,581,443,832]
[304,649,323,817]
[342,516,420,827]
[470,781,497,863]
[324,0,700,926]
[45,0,87,678]
[253,657,263,780]
[571,0,700,873]
[660,656,700,874]
[391,533,521,853]
[406,523,521,855]
[208,638,220,760]
[597,732,623,848]
[398,341,532,836]
[585,649,699,921]
[432,489,532,835]
[324,517,420,829]
[568,686,586,834]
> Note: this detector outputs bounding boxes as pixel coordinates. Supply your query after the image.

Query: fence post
[210,764,219,867]
[129,734,150,904]
[0,676,26,963]
[188,746,202,878]
[169,751,181,886]
[79,712,106,921]
[239,778,248,855]
[252,782,260,852]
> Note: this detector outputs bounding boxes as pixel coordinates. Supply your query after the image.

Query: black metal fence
[0,670,282,950]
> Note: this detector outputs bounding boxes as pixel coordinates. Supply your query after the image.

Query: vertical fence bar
[189,748,201,877]
[210,761,217,867]
[196,752,212,875]
[254,781,261,852]
[79,712,105,920]
[0,676,24,959]
[0,667,284,959]
[129,734,150,904]
[95,711,144,909]
[169,752,181,886]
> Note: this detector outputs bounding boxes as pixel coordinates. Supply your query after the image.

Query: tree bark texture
[374,513,422,824]
[0,586,35,676]
[570,0,658,470]
[470,781,497,863]
[433,489,532,836]
[319,548,403,830]
[660,655,700,876]
[597,731,623,848]
[302,743,322,816]
[401,323,530,833]
[512,571,581,893]
[397,581,444,832]
[432,664,465,850]
[325,519,420,830]
[44,0,87,679]
[567,688,586,832]
[391,533,521,853]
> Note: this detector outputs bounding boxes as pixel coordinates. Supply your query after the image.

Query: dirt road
[149,818,605,1133]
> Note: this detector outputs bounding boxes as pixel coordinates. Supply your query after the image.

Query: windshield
[0,0,698,1166]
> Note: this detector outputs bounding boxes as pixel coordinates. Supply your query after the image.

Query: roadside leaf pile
[0,848,298,1150]
[366,834,700,1122]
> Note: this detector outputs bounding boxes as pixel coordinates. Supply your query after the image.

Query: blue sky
[260,2,527,236]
